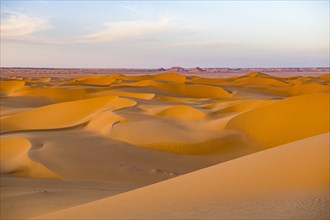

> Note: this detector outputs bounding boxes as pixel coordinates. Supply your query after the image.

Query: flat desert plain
[0,71,329,219]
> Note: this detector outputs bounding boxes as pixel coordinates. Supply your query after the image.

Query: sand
[0,71,329,219]
[35,133,330,219]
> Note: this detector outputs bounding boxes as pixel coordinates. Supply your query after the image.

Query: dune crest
[213,100,274,115]
[1,95,136,132]
[65,75,116,86]
[85,111,124,135]
[0,80,27,96]
[157,105,205,120]
[152,72,186,83]
[227,93,330,147]
[0,138,59,178]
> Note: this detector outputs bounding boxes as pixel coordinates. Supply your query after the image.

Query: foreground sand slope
[36,133,329,220]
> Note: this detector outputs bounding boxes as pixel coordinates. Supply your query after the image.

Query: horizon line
[1,66,330,70]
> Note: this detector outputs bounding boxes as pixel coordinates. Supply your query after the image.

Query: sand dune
[36,133,329,219]
[155,95,191,103]
[212,99,273,115]
[16,87,88,102]
[1,72,329,219]
[85,111,124,135]
[89,90,155,100]
[1,96,135,132]
[0,138,59,178]
[121,79,232,98]
[157,105,205,120]
[65,75,116,86]
[0,80,27,96]
[288,82,330,96]
[234,76,289,87]
[151,72,186,83]
[227,93,329,147]
[320,73,330,81]
[220,72,330,96]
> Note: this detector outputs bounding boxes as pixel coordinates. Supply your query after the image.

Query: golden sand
[0,138,59,178]
[0,72,329,219]
[36,133,329,219]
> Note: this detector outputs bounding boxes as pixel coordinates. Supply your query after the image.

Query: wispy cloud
[1,9,48,38]
[77,17,194,43]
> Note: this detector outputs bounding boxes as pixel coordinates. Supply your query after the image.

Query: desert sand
[0,71,329,219]
[36,133,330,219]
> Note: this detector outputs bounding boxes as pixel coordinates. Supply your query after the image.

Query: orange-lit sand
[0,72,329,219]
[0,138,59,178]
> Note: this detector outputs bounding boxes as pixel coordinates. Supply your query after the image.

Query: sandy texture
[1,71,329,219]
[36,133,330,219]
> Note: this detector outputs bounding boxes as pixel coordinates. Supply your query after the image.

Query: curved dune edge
[0,95,136,132]
[142,133,257,154]
[85,111,124,135]
[16,87,88,102]
[227,93,330,148]
[156,105,205,121]
[89,90,155,100]
[151,72,186,83]
[34,133,329,219]
[0,138,60,178]
[179,84,232,98]
[65,75,116,86]
[155,96,189,103]
[123,80,232,98]
[0,80,27,96]
[234,76,289,87]
[213,99,274,115]
[222,72,330,96]
[109,119,256,154]
[287,83,329,96]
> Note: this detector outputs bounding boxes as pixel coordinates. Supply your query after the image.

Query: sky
[0,0,329,68]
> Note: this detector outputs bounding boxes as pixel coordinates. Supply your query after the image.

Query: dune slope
[1,96,136,132]
[36,133,329,220]
[227,93,329,147]
[0,138,59,178]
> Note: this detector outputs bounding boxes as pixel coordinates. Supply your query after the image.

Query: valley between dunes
[0,72,329,219]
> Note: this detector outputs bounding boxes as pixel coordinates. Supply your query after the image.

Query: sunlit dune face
[0,138,60,178]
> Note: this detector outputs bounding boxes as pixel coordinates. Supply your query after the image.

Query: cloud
[0,9,48,38]
[77,17,192,43]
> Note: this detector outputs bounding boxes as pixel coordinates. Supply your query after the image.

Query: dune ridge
[1,95,136,132]
[227,93,329,147]
[0,138,59,178]
[156,105,205,120]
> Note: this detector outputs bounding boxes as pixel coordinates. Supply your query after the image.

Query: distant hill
[188,67,206,73]
[167,67,186,72]
[203,67,330,73]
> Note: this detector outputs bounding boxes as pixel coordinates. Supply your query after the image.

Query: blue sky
[1,1,329,68]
